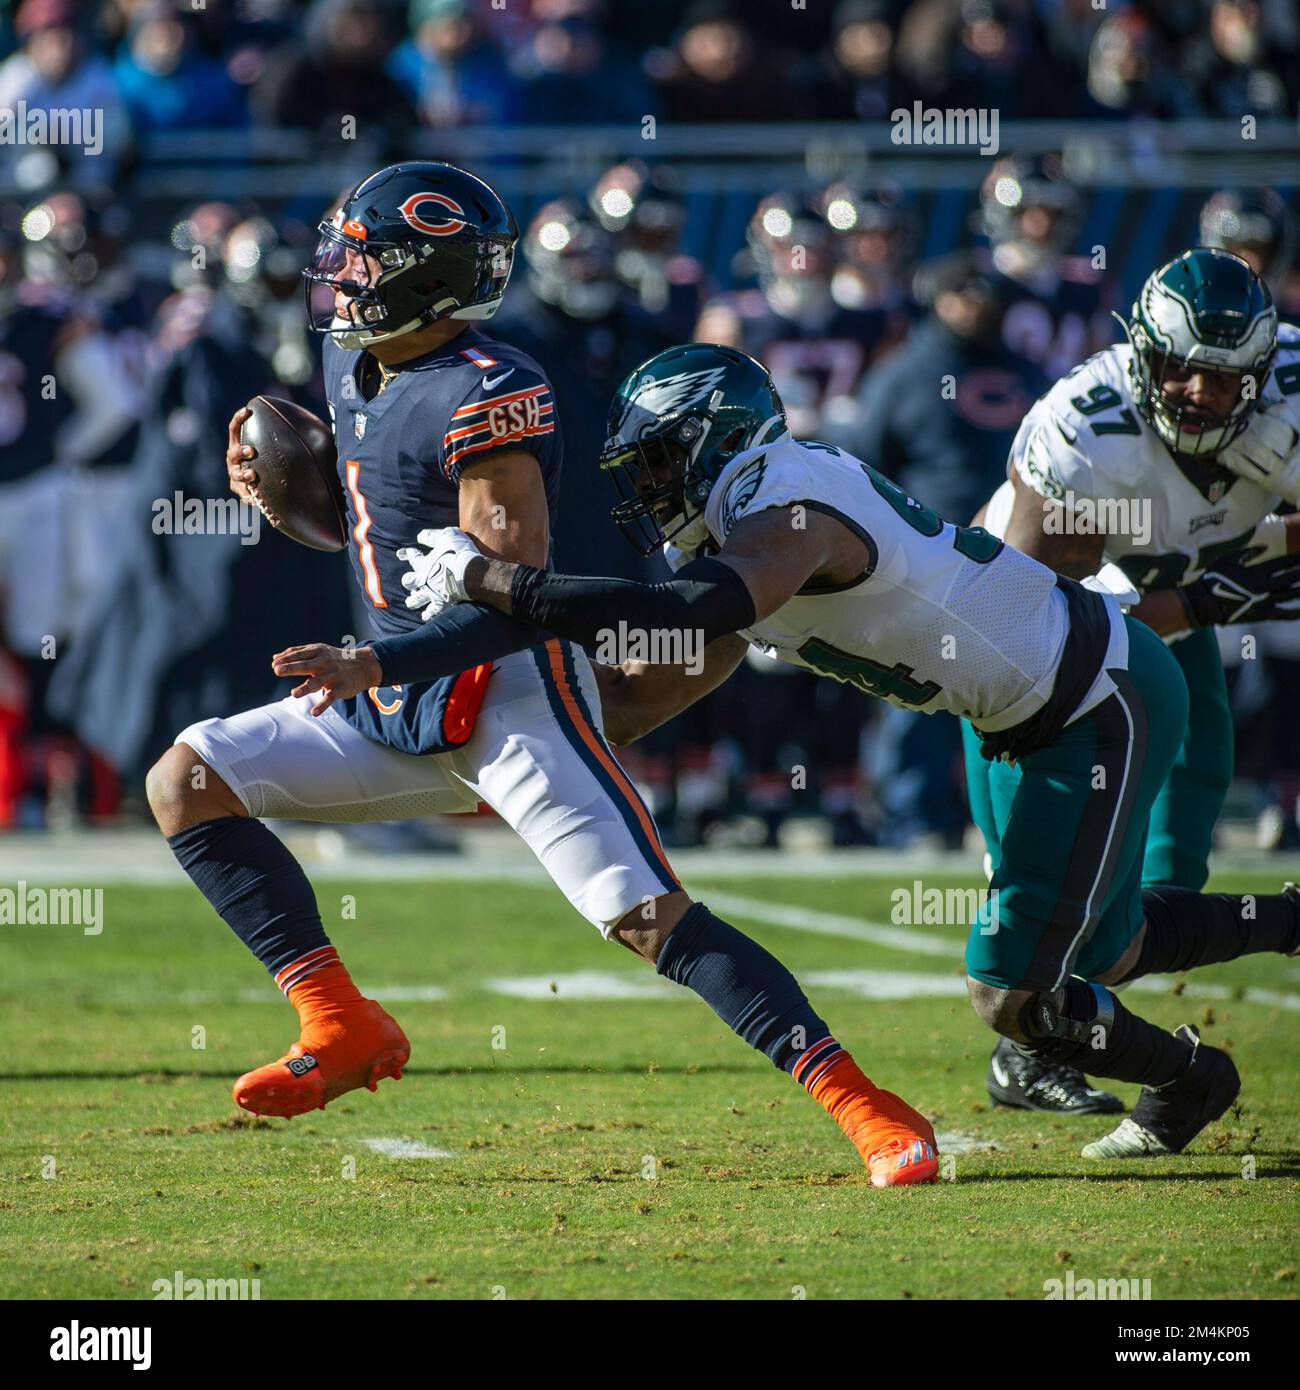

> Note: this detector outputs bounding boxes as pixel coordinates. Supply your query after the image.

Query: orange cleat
[233,998,410,1119]
[841,1087,939,1187]
[797,1045,939,1187]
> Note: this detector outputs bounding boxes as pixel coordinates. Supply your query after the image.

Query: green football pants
[964,618,1189,991]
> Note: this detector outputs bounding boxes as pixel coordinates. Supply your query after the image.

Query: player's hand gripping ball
[398,527,485,620]
[234,397,346,552]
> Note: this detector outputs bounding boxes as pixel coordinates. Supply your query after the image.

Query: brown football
[240,396,346,553]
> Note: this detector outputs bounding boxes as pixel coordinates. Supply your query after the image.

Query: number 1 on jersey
[345,460,388,608]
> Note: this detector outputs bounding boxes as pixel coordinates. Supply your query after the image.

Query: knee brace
[1016,979,1115,1067]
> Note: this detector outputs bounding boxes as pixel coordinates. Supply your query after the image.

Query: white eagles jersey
[701,438,1126,731]
[984,328,1300,591]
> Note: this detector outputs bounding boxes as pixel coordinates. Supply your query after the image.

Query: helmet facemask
[600,391,724,556]
[303,216,496,349]
[1129,328,1270,457]
[1127,249,1279,460]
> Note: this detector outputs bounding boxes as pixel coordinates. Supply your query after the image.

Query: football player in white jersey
[967,247,1300,1117]
[351,343,1300,1161]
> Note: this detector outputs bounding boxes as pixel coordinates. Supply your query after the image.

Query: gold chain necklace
[375,360,400,395]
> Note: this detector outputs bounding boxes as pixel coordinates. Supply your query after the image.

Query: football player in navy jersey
[144,162,938,1187]
[975,154,1115,382]
[697,190,903,440]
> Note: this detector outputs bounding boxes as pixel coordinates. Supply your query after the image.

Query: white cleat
[1082,1116,1171,1159]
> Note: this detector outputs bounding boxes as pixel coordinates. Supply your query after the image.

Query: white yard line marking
[360,1138,453,1159]
[1128,976,1300,1012]
[146,970,1300,1012]
[174,983,450,1005]
[704,890,959,957]
[360,984,449,1002]
[486,970,681,1001]
[934,1131,999,1153]
[803,969,966,999]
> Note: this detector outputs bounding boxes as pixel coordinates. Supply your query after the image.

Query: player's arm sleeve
[509,557,756,650]
[368,559,756,685]
[439,363,557,484]
[369,603,542,687]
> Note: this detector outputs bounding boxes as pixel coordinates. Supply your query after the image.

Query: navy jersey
[322,326,561,753]
[704,288,903,437]
[976,250,1115,382]
[0,286,78,484]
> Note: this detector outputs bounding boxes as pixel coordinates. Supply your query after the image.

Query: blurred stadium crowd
[0,0,1297,139]
[0,0,1298,852]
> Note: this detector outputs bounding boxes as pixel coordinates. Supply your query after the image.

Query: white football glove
[397,526,483,621]
[1218,400,1300,503]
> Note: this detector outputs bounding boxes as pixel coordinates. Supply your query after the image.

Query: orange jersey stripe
[449,384,549,419]
[543,639,678,887]
[446,422,556,466]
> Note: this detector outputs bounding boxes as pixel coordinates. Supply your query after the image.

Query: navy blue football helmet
[304,161,518,348]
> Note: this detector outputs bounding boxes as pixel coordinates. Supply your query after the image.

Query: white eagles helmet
[1128,247,1278,457]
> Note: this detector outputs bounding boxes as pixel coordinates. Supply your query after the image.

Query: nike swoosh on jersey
[482,368,514,391]
[1056,420,1078,446]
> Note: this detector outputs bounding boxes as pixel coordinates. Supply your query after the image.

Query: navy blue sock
[655,903,836,1076]
[167,817,333,990]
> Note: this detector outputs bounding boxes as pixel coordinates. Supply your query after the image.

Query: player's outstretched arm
[372,506,863,695]
[463,505,860,644]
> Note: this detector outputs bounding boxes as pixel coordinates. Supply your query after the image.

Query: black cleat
[1082,1025,1240,1158]
[986,1037,1125,1115]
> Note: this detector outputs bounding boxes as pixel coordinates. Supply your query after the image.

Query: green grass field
[1,869,1297,1300]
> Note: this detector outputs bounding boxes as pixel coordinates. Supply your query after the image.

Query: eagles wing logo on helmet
[398,192,469,237]
[630,367,729,417]
[611,366,728,446]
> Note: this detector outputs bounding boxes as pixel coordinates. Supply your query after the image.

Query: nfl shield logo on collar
[354,413,367,440]
[1208,479,1225,503]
